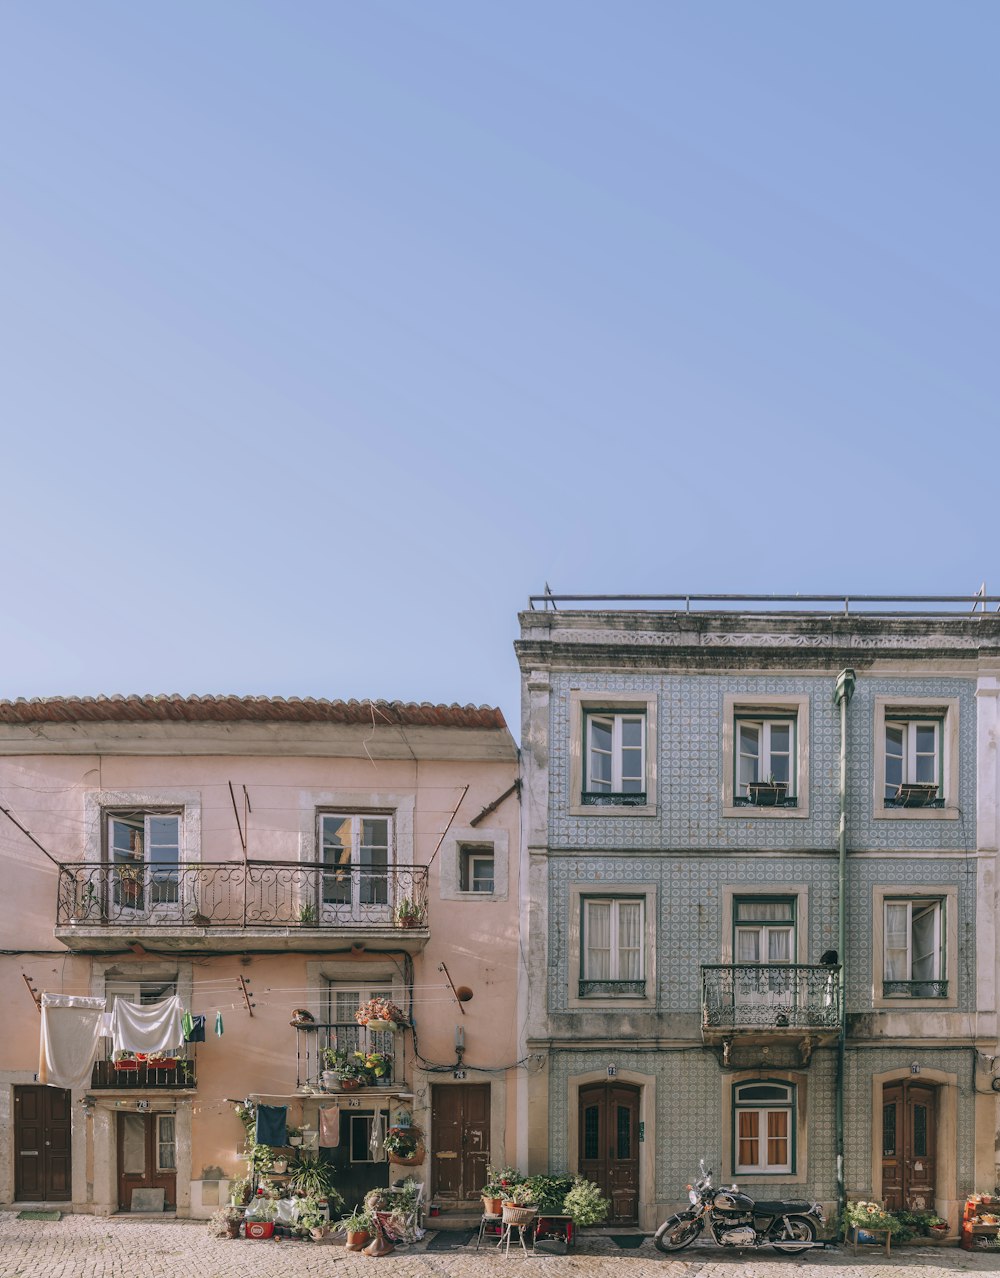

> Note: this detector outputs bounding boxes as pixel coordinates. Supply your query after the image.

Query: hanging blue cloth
[183,1014,206,1043]
[255,1104,288,1147]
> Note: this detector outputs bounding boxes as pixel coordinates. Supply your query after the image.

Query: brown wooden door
[882,1081,937,1211]
[14,1086,72,1202]
[578,1083,639,1224]
[117,1113,177,1210]
[430,1084,490,1201]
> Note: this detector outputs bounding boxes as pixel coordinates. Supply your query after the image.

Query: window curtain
[586,902,611,979]
[617,902,641,980]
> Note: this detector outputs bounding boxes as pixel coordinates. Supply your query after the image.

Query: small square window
[583,711,646,806]
[459,845,494,893]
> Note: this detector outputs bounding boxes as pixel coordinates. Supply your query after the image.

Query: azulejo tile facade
[517,602,1000,1235]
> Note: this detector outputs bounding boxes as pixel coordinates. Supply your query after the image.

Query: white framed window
[884,719,942,803]
[736,718,795,803]
[584,711,646,802]
[318,813,393,920]
[569,692,657,817]
[323,982,398,1082]
[107,810,182,913]
[873,697,958,821]
[883,899,945,997]
[733,1080,795,1174]
[459,845,494,893]
[722,695,809,819]
[581,897,644,996]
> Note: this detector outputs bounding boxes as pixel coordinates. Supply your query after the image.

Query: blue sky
[1,2,997,731]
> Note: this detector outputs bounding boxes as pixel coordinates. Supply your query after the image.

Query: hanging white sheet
[39,993,107,1090]
[111,994,184,1054]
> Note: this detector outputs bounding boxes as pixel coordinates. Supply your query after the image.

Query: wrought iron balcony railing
[57,861,428,930]
[295,1021,401,1090]
[90,1054,196,1090]
[701,963,841,1032]
[581,791,648,807]
[882,979,948,998]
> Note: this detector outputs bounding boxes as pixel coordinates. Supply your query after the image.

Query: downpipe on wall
[833,668,855,1238]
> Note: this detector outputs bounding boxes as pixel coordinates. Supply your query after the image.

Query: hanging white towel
[111,994,184,1054]
[370,1110,387,1162]
[39,994,106,1090]
[100,1012,114,1037]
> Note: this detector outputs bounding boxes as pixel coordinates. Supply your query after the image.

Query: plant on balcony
[747,776,788,806]
[114,1050,138,1071]
[298,902,317,925]
[355,996,406,1030]
[322,1047,369,1088]
[395,898,425,928]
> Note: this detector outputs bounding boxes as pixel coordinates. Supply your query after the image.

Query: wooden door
[431,1084,490,1201]
[578,1083,639,1223]
[117,1113,177,1210]
[882,1081,937,1211]
[14,1086,72,1202]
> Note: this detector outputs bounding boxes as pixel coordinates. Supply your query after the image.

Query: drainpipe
[833,668,855,1235]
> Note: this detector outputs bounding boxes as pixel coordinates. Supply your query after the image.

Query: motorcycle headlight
[688,1190,699,1205]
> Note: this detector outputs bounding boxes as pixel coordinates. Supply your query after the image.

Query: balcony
[701,963,841,1051]
[55,862,429,953]
[295,1022,403,1091]
[90,1054,197,1091]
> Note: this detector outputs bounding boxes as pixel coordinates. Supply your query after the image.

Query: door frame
[566,1068,655,1231]
[412,1068,508,1193]
[429,1082,491,1202]
[871,1067,956,1224]
[13,1085,72,1202]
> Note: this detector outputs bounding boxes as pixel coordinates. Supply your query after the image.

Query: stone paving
[2,1214,1000,1278]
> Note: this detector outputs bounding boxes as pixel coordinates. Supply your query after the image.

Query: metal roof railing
[528,591,1000,617]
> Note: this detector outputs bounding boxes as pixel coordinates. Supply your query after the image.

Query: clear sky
[1,2,997,733]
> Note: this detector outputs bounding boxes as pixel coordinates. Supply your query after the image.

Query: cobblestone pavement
[2,1214,1000,1278]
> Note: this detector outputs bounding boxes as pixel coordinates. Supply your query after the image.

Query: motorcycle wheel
[771,1216,816,1254]
[653,1213,701,1253]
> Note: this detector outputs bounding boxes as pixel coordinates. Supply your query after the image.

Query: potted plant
[287,1151,343,1214]
[747,776,788,806]
[244,1189,278,1239]
[383,1124,425,1165]
[146,1054,177,1070]
[113,1050,138,1071]
[209,1205,244,1239]
[563,1176,610,1228]
[339,1205,374,1251]
[229,1176,251,1207]
[355,996,407,1031]
[322,1047,368,1090]
[298,901,317,925]
[296,1194,330,1241]
[896,782,939,807]
[287,1127,303,1148]
[482,1165,524,1215]
[844,1199,901,1242]
[925,1213,949,1239]
[525,1174,578,1248]
[395,898,425,928]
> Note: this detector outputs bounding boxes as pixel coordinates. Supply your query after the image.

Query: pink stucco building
[0,695,522,1217]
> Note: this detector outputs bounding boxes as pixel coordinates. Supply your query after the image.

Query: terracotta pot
[345,1229,370,1251]
[482,1196,503,1216]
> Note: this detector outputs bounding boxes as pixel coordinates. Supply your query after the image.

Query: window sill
[723,804,809,820]
[732,1170,797,1182]
[874,805,958,821]
[570,802,656,818]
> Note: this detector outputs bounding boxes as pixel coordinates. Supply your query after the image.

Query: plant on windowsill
[746,776,788,806]
[893,782,939,808]
[395,898,425,928]
[113,1050,138,1071]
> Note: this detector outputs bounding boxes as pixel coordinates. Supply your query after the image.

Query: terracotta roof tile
[0,695,507,731]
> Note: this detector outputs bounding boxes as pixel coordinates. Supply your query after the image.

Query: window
[323,982,397,1081]
[157,1114,177,1171]
[884,719,942,805]
[580,897,645,997]
[350,1114,377,1163]
[735,717,796,805]
[883,899,946,997]
[722,695,809,818]
[459,845,494,893]
[583,711,646,805]
[733,1081,795,1174]
[734,897,795,964]
[102,977,181,1064]
[319,813,392,918]
[107,810,181,911]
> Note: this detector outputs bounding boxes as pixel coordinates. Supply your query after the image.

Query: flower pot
[310,1226,327,1241]
[147,1058,176,1069]
[245,1221,274,1239]
[366,1018,391,1031]
[747,781,788,806]
[345,1229,370,1251]
[396,916,422,929]
[226,1220,242,1239]
[389,1150,424,1165]
[289,1136,303,1147]
[272,1158,287,1174]
[482,1196,504,1216]
[339,1077,363,1091]
[114,1060,138,1071]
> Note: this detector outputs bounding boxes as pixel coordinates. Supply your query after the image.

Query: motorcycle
[653,1161,824,1255]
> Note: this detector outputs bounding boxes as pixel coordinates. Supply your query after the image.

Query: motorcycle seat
[753,1201,812,1215]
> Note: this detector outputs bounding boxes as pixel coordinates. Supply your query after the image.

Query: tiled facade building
[516,598,1000,1233]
